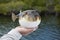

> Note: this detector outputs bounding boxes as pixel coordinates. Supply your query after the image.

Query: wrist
[8,29,22,40]
[14,27,22,34]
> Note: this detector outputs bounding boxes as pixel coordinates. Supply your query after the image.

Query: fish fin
[12,13,18,22]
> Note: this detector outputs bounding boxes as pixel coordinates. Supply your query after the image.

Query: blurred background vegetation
[0,0,60,15]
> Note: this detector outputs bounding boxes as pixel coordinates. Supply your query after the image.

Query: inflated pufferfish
[12,10,41,28]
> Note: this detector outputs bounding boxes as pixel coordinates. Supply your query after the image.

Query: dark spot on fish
[23,12,28,17]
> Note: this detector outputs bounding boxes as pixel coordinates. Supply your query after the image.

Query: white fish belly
[19,18,41,28]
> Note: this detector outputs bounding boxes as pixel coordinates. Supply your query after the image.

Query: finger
[25,28,34,32]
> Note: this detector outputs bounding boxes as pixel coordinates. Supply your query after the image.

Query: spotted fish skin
[19,10,41,22]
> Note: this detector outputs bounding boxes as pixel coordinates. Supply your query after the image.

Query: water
[0,15,60,40]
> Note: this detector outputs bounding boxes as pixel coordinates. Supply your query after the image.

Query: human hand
[15,26,38,35]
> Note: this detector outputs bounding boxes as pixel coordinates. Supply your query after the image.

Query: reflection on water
[0,15,60,40]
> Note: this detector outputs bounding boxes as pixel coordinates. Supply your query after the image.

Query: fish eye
[23,12,28,17]
[25,12,28,15]
[35,15,38,17]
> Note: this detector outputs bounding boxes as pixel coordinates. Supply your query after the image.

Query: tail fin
[12,13,18,22]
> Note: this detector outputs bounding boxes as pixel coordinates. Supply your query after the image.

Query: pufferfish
[12,10,41,28]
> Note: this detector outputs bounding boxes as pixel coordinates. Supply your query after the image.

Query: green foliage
[55,4,60,12]
[0,0,60,15]
[0,1,27,15]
